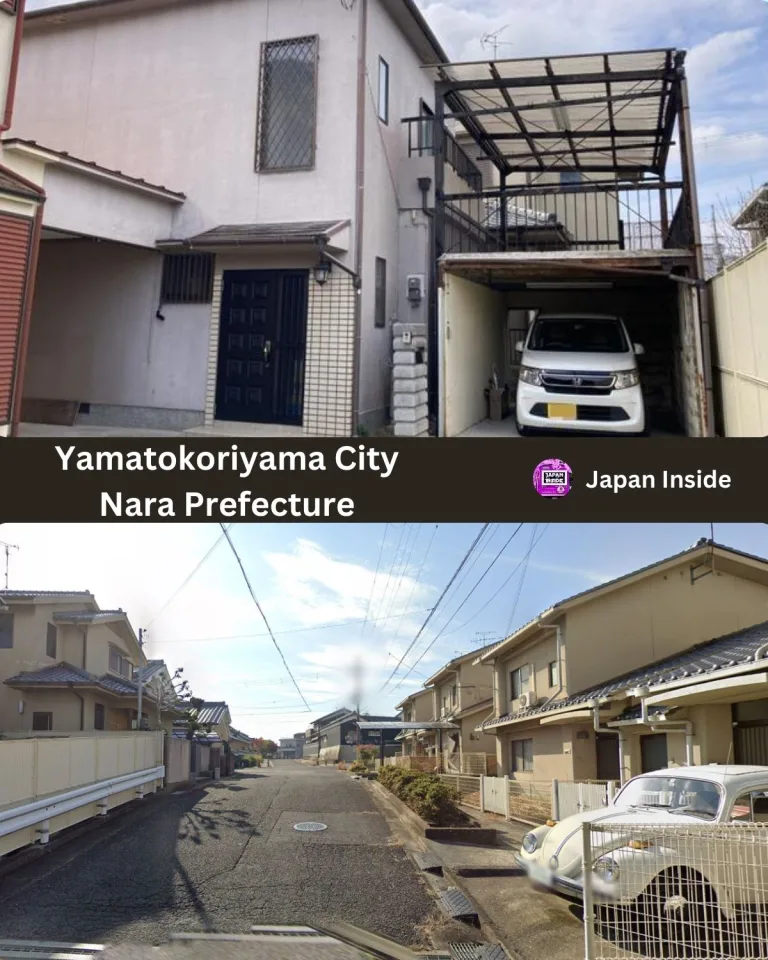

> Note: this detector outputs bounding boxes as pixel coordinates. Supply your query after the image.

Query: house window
[548,660,559,688]
[160,253,214,304]
[0,612,13,649]
[378,57,390,124]
[46,623,57,659]
[94,703,105,731]
[417,100,434,156]
[32,712,53,732]
[257,35,318,171]
[374,257,386,328]
[511,738,533,773]
[510,665,530,701]
[451,685,457,706]
[109,646,132,679]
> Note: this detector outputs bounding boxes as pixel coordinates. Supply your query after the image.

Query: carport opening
[440,262,695,436]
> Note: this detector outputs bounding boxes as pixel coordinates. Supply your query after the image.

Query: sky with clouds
[21,0,768,215]
[1,522,765,741]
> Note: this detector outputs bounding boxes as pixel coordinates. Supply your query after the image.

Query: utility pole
[0,540,19,589]
[136,627,144,730]
[352,657,363,750]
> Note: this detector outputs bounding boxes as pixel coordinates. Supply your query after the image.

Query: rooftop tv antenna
[0,540,19,589]
[480,25,513,60]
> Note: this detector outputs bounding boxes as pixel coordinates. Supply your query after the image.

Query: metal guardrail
[0,765,164,844]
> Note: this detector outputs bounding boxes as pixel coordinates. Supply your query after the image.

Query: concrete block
[394,418,429,437]
[393,391,428,409]
[395,404,428,423]
[392,322,427,338]
[393,351,417,365]
[394,376,428,394]
[393,364,427,380]
[393,336,428,351]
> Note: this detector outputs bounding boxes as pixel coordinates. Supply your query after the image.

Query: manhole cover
[293,822,328,832]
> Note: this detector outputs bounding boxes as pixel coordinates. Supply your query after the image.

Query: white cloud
[686,28,759,90]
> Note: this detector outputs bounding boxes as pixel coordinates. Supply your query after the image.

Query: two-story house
[394,687,433,756]
[476,540,768,784]
[5,0,453,438]
[0,0,44,438]
[0,589,176,733]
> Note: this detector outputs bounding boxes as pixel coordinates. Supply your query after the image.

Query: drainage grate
[293,822,328,832]
[437,888,479,923]
[449,944,508,960]
[0,942,104,960]
[413,851,444,875]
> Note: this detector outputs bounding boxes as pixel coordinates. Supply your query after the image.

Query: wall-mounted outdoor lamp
[313,259,332,286]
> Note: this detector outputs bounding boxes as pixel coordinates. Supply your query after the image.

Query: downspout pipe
[630,688,694,767]
[591,701,627,785]
[541,623,564,709]
[68,684,85,731]
[350,0,368,436]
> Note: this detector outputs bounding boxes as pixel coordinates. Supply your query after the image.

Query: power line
[381,523,422,630]
[440,524,551,640]
[390,524,524,693]
[146,525,232,627]
[380,523,491,692]
[504,523,537,636]
[219,524,311,711]
[360,523,389,641]
[387,524,439,651]
[146,607,435,644]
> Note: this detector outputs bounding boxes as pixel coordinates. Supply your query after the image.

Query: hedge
[377,765,466,826]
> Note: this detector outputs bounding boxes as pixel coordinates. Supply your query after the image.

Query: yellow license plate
[548,403,577,420]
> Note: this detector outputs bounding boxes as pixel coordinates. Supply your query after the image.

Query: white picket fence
[554,779,617,820]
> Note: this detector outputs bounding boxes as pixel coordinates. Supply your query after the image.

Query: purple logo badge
[533,459,572,499]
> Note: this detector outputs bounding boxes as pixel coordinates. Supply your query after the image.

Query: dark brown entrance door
[596,732,620,781]
[215,269,308,424]
[640,733,668,773]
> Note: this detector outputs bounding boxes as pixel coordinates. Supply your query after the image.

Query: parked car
[515,312,646,436]
[515,765,768,940]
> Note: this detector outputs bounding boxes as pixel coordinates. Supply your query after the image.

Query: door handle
[263,340,272,365]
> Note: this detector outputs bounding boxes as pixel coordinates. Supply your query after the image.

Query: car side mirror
[633,343,645,356]
[515,340,525,353]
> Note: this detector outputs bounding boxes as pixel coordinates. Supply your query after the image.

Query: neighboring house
[194,701,232,743]
[395,687,433,755]
[277,733,306,760]
[228,727,253,753]
[475,540,768,784]
[0,590,179,733]
[306,708,400,762]
[8,0,448,437]
[733,183,768,250]
[0,0,44,437]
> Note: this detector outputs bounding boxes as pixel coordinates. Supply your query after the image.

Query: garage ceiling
[435,49,682,177]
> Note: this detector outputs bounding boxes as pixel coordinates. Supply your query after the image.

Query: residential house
[228,727,253,753]
[306,708,400,763]
[193,701,232,743]
[7,0,449,437]
[0,590,180,733]
[475,540,768,784]
[0,0,44,437]
[395,687,433,756]
[277,732,306,759]
[733,183,768,251]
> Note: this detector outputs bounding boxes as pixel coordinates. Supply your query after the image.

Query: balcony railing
[441,179,687,256]
[403,116,483,193]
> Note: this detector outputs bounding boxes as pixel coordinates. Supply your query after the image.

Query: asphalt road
[0,762,438,948]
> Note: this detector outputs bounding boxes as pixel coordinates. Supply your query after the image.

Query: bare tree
[710,183,766,273]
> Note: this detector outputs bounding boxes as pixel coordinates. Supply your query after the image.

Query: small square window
[548,660,559,688]
[378,58,389,124]
[46,623,57,659]
[160,253,214,304]
[32,712,53,732]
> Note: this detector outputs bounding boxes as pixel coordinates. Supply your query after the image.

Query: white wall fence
[438,775,616,822]
[0,732,165,856]
[386,753,493,775]
[584,821,768,960]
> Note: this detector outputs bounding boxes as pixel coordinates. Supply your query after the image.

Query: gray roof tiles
[483,618,768,729]
[196,702,230,725]
[4,661,154,699]
[162,220,349,249]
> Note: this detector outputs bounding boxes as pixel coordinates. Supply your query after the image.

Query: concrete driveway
[0,762,437,948]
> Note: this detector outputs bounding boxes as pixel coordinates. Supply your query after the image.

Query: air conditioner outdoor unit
[518,693,538,709]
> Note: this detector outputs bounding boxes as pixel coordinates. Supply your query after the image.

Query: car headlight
[613,369,640,390]
[519,366,543,386]
[594,856,620,882]
[522,833,538,854]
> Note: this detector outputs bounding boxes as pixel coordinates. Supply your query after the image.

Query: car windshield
[615,776,723,821]
[527,316,629,354]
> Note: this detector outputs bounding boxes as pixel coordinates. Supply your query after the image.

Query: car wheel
[637,869,722,959]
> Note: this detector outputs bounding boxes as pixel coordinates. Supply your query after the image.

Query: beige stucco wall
[564,564,768,695]
[495,626,564,718]
[442,272,508,436]
[709,241,768,436]
[400,689,433,723]
[0,6,15,126]
[495,721,576,781]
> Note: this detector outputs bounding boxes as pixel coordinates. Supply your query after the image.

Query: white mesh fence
[584,822,768,960]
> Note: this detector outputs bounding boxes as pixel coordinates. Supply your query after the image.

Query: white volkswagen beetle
[516,764,768,925]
